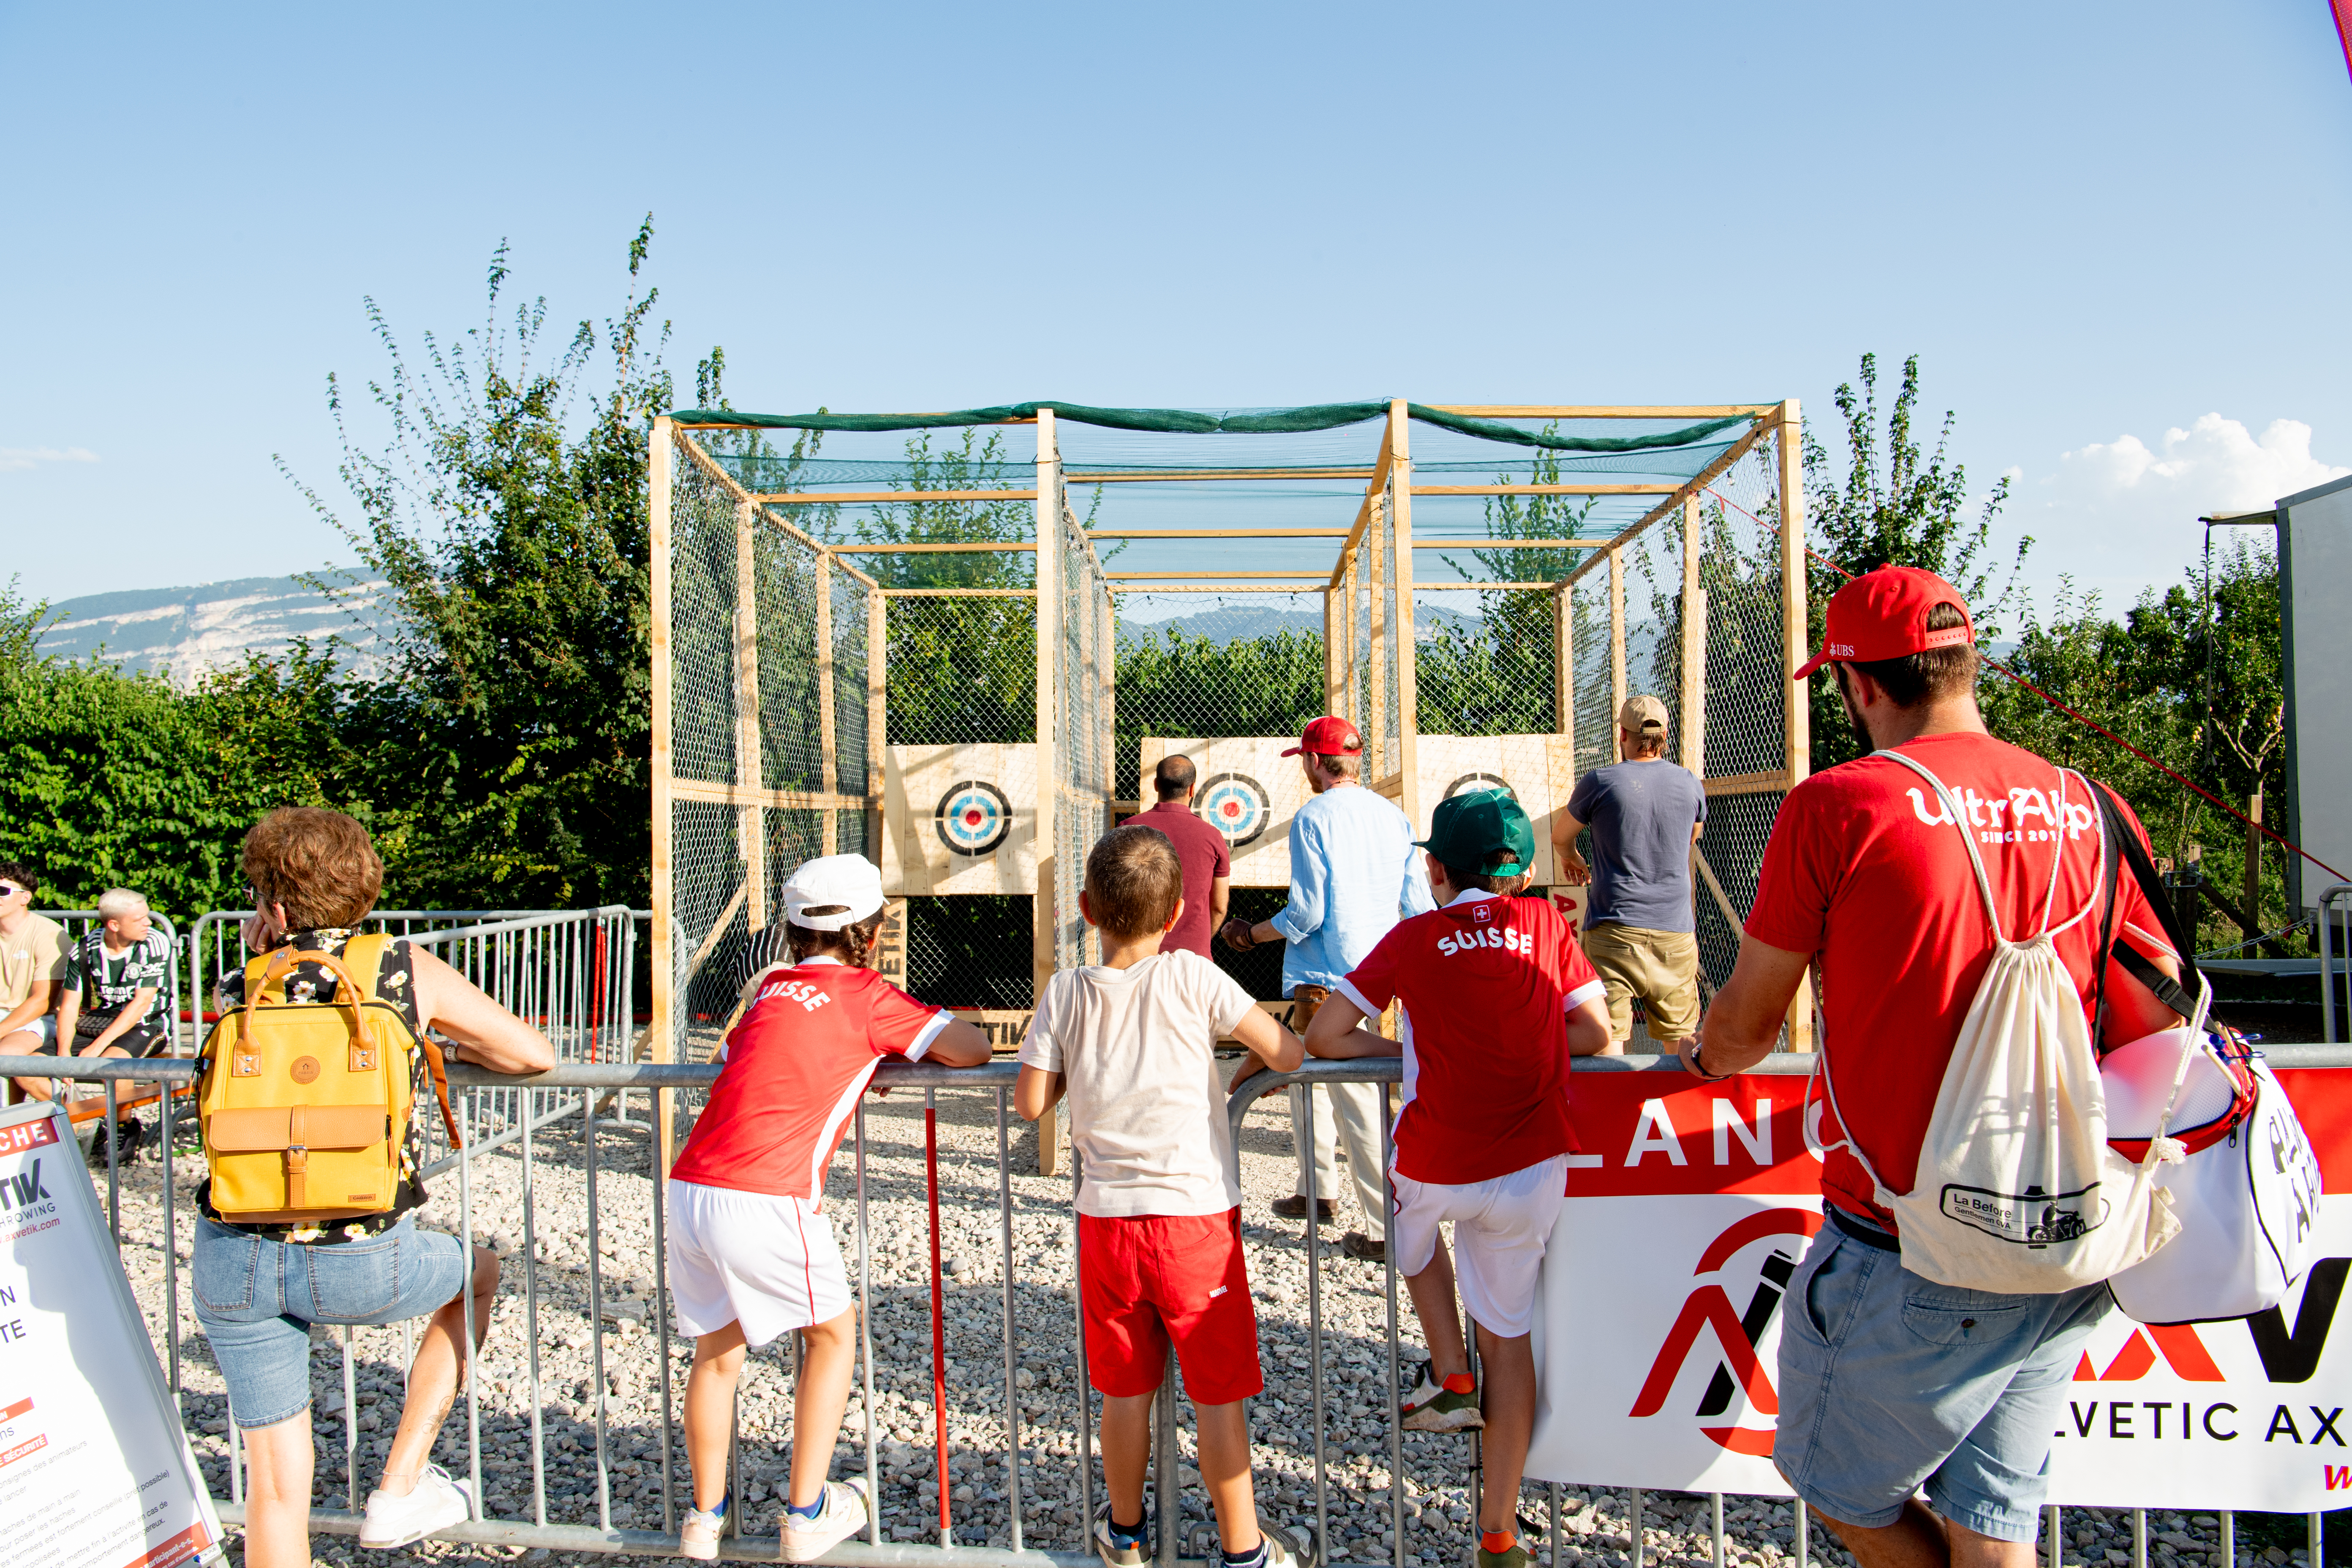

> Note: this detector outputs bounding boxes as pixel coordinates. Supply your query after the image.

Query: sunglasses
[0,882,24,900]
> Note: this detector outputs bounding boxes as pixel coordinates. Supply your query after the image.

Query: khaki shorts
[1582,923,1701,1043]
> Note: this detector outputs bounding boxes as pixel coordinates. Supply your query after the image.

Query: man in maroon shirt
[1125,755,1232,958]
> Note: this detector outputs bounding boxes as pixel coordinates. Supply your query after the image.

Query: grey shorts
[1774,1213,2110,1543]
[3,1013,58,1050]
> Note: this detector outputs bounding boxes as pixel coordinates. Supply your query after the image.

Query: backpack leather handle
[246,948,369,1039]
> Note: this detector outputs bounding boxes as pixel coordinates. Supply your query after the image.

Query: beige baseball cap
[1618,694,1669,732]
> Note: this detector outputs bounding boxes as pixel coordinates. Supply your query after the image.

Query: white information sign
[0,1102,222,1568]
[1530,1069,2352,1514]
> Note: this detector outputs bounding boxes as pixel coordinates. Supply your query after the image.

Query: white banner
[1528,1068,2352,1514]
[0,1103,222,1568]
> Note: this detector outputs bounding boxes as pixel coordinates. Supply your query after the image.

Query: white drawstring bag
[1816,753,2181,1293]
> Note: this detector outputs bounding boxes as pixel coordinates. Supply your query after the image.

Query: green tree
[1802,353,2029,769]
[282,217,698,907]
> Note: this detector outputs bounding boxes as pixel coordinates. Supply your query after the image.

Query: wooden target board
[881,744,1040,896]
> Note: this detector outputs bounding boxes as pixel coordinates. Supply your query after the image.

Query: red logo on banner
[1628,1209,1823,1455]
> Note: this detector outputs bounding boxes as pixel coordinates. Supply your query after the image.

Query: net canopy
[653,397,1814,1075]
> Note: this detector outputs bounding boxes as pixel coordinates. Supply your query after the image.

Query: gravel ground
[93,1078,2272,1568]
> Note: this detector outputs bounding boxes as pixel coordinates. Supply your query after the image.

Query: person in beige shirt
[0,864,71,1080]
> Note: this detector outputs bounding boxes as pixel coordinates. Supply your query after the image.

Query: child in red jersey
[665,855,991,1561]
[1304,791,1612,1568]
[1013,826,1309,1568]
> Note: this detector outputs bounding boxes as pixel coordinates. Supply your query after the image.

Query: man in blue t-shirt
[1553,696,1707,1050]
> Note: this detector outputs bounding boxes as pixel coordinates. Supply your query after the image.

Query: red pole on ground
[927,1097,950,1542]
[593,923,608,1039]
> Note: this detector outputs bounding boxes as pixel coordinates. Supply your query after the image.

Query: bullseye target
[934,780,1013,857]
[1197,772,1273,846]
[1446,772,1518,802]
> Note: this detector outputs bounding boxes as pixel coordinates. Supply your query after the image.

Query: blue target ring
[934,780,1013,857]
[1198,772,1272,847]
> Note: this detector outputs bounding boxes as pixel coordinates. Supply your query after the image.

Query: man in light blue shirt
[1222,716,1432,1261]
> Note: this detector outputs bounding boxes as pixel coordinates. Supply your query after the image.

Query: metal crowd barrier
[2317,884,2352,1044]
[14,1024,2352,1568]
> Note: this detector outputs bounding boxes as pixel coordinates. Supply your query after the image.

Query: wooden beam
[755,490,1037,505]
[1691,844,1745,932]
[831,542,1037,553]
[1561,415,1779,589]
[1609,544,1628,727]
[734,499,767,930]
[1704,770,1793,798]
[1367,487,1388,783]
[669,779,873,811]
[815,551,838,857]
[1108,584,1328,594]
[1421,405,1777,419]
[1415,581,1586,591]
[866,588,885,855]
[1369,770,1405,800]
[1410,539,1605,550]
[1033,409,1061,1000]
[1068,468,1375,483]
[1327,416,1399,587]
[879,588,1038,598]
[1091,528,1353,539]
[1409,484,1679,498]
[1680,494,1707,777]
[648,416,676,1171]
[1778,399,1813,1053]
[1103,571,1340,581]
[1391,399,1423,832]
[831,554,881,590]
[1323,585,1342,716]
[1554,582,1573,761]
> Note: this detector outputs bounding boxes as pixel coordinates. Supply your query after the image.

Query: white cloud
[2016,415,2349,610]
[0,446,98,473]
[2050,414,2347,521]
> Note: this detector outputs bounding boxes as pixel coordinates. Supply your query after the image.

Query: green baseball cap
[1416,789,1536,877]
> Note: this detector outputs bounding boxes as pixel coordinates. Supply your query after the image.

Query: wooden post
[1390,399,1422,829]
[734,500,767,932]
[1778,399,1814,1051]
[815,550,838,857]
[1367,497,1388,781]
[2246,788,2265,940]
[648,416,676,1172]
[1608,544,1628,733]
[1033,409,1061,999]
[1340,550,1359,726]
[1680,495,1707,777]
[1553,582,1574,762]
[866,588,886,855]
[1102,585,1119,840]
[1034,856,1060,1177]
[1323,584,1342,716]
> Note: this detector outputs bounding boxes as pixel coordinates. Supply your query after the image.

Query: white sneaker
[358,1464,472,1548]
[681,1495,728,1561]
[779,1478,868,1563]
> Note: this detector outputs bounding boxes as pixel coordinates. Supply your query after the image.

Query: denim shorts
[192,1213,469,1428]
[1774,1214,2110,1543]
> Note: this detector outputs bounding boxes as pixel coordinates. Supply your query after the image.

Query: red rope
[1698,486,2352,888]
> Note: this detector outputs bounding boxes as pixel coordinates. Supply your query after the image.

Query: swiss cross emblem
[1473,905,1493,923]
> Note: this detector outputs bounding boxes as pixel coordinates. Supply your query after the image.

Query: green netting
[670,400,1753,454]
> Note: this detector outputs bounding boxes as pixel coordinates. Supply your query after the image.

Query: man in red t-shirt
[1120,754,1231,958]
[1305,791,1610,1568]
[1690,567,2182,1568]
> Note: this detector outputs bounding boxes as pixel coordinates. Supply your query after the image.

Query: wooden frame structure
[649,397,1812,1159]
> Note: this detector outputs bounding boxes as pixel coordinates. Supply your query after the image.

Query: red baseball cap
[1281,716,1363,757]
[1792,566,1976,681]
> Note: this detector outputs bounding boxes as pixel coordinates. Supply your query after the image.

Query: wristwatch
[1686,1039,1729,1083]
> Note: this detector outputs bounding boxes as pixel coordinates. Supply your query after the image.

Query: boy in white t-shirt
[1305,792,1612,1568]
[1015,825,1310,1568]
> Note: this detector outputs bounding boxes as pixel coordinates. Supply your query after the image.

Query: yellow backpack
[197,935,460,1225]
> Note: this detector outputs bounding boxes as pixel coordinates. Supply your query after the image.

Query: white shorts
[665,1179,852,1348]
[1388,1154,1568,1339]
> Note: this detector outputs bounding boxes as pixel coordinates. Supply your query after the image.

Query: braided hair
[784,906,888,969]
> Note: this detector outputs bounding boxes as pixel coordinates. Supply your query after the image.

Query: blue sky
[4,1,2348,624]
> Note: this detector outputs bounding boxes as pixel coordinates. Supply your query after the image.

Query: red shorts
[1078,1208,1262,1407]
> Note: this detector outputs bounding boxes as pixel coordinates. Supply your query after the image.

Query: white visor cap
[781,854,887,931]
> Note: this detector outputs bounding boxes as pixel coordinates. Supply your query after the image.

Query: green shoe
[1093,1502,1152,1568]
[1400,1362,1484,1432]
[1476,1541,1530,1568]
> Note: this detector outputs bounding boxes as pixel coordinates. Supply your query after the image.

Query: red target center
[1220,801,1241,819]
[964,808,984,826]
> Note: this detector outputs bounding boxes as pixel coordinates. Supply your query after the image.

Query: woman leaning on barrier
[191,807,556,1568]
